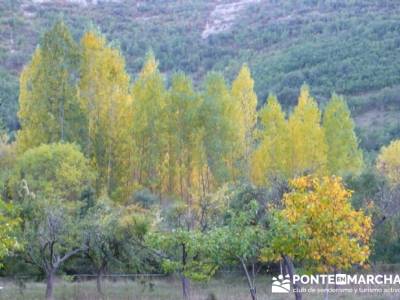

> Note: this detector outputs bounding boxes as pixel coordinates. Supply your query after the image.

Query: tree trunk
[45,271,55,300]
[181,244,190,300]
[181,275,190,300]
[96,270,104,297]
[239,258,257,300]
[282,255,302,300]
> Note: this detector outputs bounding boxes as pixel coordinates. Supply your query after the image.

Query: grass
[0,274,399,300]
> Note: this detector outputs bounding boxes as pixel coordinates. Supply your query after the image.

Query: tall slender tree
[201,72,241,185]
[231,64,258,179]
[251,94,289,186]
[131,52,167,196]
[288,84,327,177]
[17,21,82,153]
[79,31,133,201]
[164,73,204,202]
[323,93,363,176]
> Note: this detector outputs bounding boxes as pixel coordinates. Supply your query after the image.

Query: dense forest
[1,0,400,154]
[0,19,400,300]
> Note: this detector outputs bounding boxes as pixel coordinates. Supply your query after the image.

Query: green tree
[323,94,363,176]
[201,72,241,184]
[131,52,167,196]
[84,197,151,296]
[208,198,267,300]
[147,200,220,300]
[0,199,20,265]
[17,21,82,153]
[17,186,88,300]
[11,143,94,201]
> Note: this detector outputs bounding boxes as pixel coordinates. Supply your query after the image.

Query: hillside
[1,0,400,152]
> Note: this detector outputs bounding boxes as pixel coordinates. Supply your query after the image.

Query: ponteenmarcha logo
[272,274,291,293]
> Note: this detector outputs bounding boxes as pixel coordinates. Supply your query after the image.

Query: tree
[251,94,289,186]
[79,31,134,201]
[17,21,82,153]
[17,186,88,300]
[0,133,17,201]
[146,202,218,299]
[164,73,205,207]
[201,72,241,184]
[263,176,372,299]
[323,94,363,176]
[84,197,151,296]
[0,198,20,265]
[148,189,227,300]
[288,85,327,176]
[231,64,258,178]
[10,143,94,201]
[131,52,167,196]
[208,198,267,300]
[376,139,400,187]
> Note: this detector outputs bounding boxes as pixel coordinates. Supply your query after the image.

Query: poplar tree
[323,93,363,176]
[288,84,327,177]
[79,31,133,201]
[164,73,203,202]
[251,94,289,186]
[231,64,258,178]
[201,72,241,185]
[17,21,81,153]
[131,52,167,195]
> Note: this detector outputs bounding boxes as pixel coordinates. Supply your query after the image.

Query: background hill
[1,0,400,154]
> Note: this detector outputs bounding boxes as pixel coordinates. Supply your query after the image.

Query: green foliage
[148,228,216,282]
[323,94,363,176]
[83,197,152,274]
[201,72,240,183]
[0,199,20,265]
[17,21,82,153]
[132,52,167,192]
[11,143,94,201]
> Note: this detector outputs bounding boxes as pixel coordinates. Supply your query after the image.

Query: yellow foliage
[231,64,258,177]
[376,139,400,186]
[288,84,327,177]
[281,176,372,272]
[251,94,289,186]
[79,31,134,201]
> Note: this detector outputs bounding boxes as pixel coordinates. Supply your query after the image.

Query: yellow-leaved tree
[376,140,400,187]
[288,84,327,176]
[263,176,372,274]
[131,52,167,196]
[323,94,363,176]
[231,64,258,179]
[164,72,204,203]
[79,31,134,201]
[251,94,289,186]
